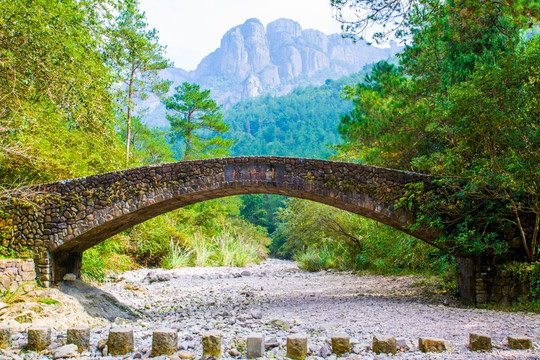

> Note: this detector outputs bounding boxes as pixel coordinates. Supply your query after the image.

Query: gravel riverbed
[2,259,540,359]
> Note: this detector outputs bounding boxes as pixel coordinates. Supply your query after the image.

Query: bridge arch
[2,157,437,284]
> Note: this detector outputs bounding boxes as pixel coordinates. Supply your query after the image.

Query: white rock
[53,344,78,359]
[63,273,77,281]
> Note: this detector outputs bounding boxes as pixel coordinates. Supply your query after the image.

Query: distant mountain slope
[224,68,371,159]
[141,18,401,128]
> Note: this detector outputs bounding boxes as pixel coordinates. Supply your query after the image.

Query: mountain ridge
[142,18,401,128]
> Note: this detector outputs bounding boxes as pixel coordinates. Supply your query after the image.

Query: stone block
[418,338,446,353]
[286,334,307,360]
[151,328,178,357]
[372,334,396,355]
[67,326,90,352]
[22,260,34,272]
[27,326,52,352]
[508,336,533,350]
[0,326,12,349]
[247,333,265,359]
[202,330,222,357]
[21,271,36,281]
[331,333,350,355]
[469,333,491,351]
[107,327,134,356]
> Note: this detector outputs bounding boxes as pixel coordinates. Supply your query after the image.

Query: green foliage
[0,0,125,183]
[108,0,171,165]
[274,198,453,275]
[224,71,371,158]
[0,246,33,260]
[164,82,234,160]
[337,0,540,260]
[128,117,175,165]
[239,194,286,234]
[499,262,540,300]
[81,236,136,282]
[81,197,270,281]
[35,297,60,305]
[0,281,33,305]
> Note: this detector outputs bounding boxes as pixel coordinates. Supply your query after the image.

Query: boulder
[27,326,51,352]
[107,327,134,356]
[151,328,178,357]
[67,326,90,352]
[53,344,78,359]
[246,333,265,359]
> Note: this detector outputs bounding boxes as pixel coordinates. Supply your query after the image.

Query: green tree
[108,0,171,166]
[336,0,540,260]
[128,116,174,165]
[0,0,124,184]
[164,82,234,161]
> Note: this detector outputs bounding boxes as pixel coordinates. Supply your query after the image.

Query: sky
[138,0,343,71]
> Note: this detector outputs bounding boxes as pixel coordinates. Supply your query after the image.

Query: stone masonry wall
[0,259,36,291]
[476,262,538,305]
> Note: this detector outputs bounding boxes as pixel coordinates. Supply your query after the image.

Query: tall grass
[81,198,271,282]
[81,235,136,282]
[163,231,268,268]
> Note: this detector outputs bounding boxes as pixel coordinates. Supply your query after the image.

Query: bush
[275,198,454,276]
[81,197,271,282]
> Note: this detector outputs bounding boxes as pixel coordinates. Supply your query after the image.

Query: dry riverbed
[1,259,539,359]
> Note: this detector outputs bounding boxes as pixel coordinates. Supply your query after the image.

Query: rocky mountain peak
[143,18,402,127]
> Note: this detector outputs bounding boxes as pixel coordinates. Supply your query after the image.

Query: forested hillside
[224,70,369,158]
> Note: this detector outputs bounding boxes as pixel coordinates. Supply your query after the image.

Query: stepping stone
[151,328,178,357]
[508,336,533,350]
[418,337,446,353]
[67,326,90,352]
[331,333,350,355]
[372,334,396,355]
[202,330,222,357]
[469,333,491,351]
[247,333,265,359]
[27,326,51,352]
[107,327,134,356]
[286,334,307,360]
[0,326,12,349]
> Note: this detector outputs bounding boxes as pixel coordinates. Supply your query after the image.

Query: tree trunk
[125,68,136,166]
[183,110,193,161]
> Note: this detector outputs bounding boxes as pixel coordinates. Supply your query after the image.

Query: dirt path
[2,259,539,359]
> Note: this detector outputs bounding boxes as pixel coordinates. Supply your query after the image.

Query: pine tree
[164,83,234,161]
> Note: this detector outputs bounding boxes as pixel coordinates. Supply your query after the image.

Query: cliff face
[144,18,401,127]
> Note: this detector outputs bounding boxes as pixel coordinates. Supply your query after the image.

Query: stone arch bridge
[0,157,516,304]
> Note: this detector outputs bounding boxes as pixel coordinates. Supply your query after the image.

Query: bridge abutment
[457,256,536,305]
[34,246,52,287]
